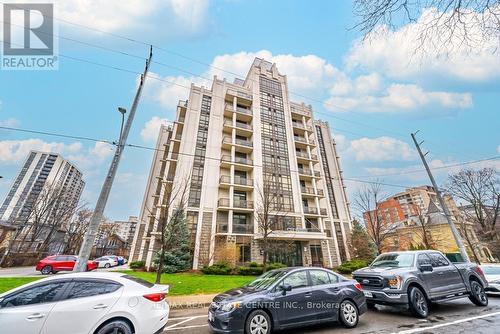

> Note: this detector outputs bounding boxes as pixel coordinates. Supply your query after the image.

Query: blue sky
[0,0,499,220]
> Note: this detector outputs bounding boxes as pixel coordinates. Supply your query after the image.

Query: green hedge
[129,261,145,270]
[334,259,370,274]
[201,262,287,276]
[201,262,233,275]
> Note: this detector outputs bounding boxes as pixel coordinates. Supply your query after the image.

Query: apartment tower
[130,59,352,269]
[0,151,85,225]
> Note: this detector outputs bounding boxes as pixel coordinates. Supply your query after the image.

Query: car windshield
[371,253,414,268]
[482,266,500,275]
[246,270,288,290]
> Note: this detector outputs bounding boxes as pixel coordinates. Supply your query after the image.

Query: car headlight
[221,301,242,312]
[388,276,403,289]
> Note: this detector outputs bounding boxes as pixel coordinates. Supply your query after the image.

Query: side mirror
[279,284,292,294]
[419,264,433,272]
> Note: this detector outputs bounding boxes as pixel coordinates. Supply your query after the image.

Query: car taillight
[143,293,166,302]
[354,282,363,291]
[475,266,485,277]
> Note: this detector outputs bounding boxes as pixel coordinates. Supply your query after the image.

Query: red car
[35,255,97,274]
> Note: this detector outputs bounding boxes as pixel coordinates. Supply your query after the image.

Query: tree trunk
[156,248,164,284]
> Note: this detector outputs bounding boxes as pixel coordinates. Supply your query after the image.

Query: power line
[2,125,496,189]
[350,155,500,178]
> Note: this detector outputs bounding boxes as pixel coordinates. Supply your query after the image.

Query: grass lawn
[120,271,256,296]
[0,277,43,294]
[0,272,256,296]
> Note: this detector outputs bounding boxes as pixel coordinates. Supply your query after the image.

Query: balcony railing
[234,199,253,209]
[290,105,310,117]
[174,133,182,140]
[320,208,327,215]
[166,174,175,182]
[222,136,253,147]
[303,207,318,215]
[233,223,253,234]
[301,186,315,194]
[221,155,253,166]
[235,122,252,130]
[235,138,253,147]
[169,153,179,160]
[219,175,253,186]
[292,121,305,129]
[294,136,307,143]
[225,103,252,115]
[234,176,253,186]
[178,100,188,108]
[317,189,325,196]
[176,116,185,123]
[298,167,313,176]
[218,198,254,209]
[296,151,309,159]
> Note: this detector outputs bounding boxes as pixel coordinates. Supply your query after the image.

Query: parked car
[481,264,500,295]
[353,250,489,318]
[35,255,97,275]
[94,256,118,268]
[0,272,170,334]
[106,255,126,266]
[208,267,367,334]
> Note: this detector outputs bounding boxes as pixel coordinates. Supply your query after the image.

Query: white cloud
[0,118,19,127]
[325,83,472,113]
[348,136,416,162]
[141,116,170,142]
[346,8,500,83]
[3,0,209,37]
[497,145,500,154]
[0,139,113,169]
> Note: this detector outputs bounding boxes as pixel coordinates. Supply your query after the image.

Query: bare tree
[409,204,435,249]
[151,175,190,284]
[94,221,119,257]
[353,1,500,53]
[64,208,92,254]
[255,173,292,271]
[446,168,500,258]
[354,182,397,254]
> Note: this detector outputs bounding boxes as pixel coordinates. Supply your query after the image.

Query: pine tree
[350,219,377,261]
[154,208,192,273]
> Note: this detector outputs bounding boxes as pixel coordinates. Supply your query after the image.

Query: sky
[0,0,499,221]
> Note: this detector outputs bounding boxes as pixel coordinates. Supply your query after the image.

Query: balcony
[320,208,328,216]
[216,222,253,234]
[222,137,253,151]
[294,136,307,143]
[175,116,185,123]
[173,133,182,141]
[219,175,253,189]
[290,104,311,118]
[217,198,254,210]
[167,152,178,161]
[301,186,315,195]
[303,206,318,215]
[220,155,253,170]
[227,88,253,103]
[234,199,253,209]
[178,100,188,108]
[233,223,253,234]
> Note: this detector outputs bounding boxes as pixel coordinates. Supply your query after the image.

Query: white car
[94,256,119,268]
[0,272,169,334]
[482,264,500,295]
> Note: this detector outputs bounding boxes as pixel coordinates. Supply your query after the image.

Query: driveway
[0,264,129,277]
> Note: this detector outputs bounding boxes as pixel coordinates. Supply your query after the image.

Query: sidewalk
[167,294,216,309]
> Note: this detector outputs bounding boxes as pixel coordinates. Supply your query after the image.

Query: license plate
[208,311,214,322]
[363,291,373,298]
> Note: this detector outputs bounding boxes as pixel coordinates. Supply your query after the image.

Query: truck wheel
[469,280,488,306]
[408,286,429,318]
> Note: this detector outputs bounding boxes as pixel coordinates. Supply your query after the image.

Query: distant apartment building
[0,151,85,252]
[363,186,494,262]
[113,216,138,247]
[130,58,353,269]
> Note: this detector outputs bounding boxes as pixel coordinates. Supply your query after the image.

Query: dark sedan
[208,267,367,334]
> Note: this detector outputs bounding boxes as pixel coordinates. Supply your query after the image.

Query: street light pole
[74,47,153,272]
[411,131,470,262]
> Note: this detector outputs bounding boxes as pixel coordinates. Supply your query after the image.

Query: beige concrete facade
[129,59,353,269]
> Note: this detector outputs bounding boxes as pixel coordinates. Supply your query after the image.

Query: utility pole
[411,131,470,262]
[74,47,153,272]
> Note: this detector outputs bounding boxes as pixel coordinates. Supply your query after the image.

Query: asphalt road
[0,265,129,276]
[165,296,500,334]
